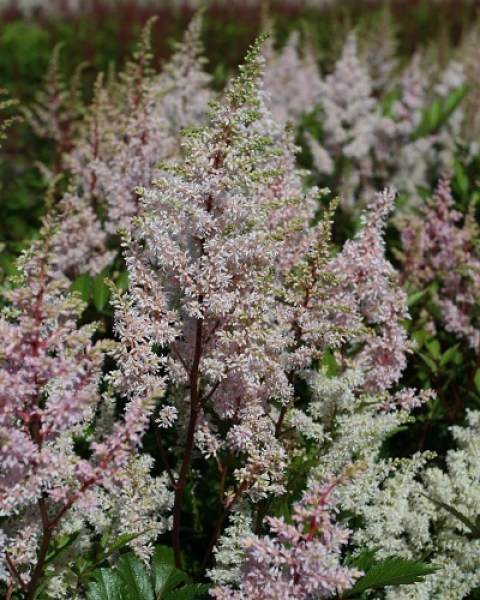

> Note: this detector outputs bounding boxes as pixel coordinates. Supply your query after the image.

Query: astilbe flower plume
[399,174,480,352]
[262,30,322,126]
[211,468,363,600]
[49,14,212,277]
[301,34,465,210]
[306,33,394,208]
[25,43,85,171]
[109,36,336,569]
[332,187,411,392]
[0,213,171,598]
[154,10,212,138]
[0,215,106,595]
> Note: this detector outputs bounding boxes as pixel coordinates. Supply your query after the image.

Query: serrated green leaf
[93,273,110,312]
[117,553,155,600]
[343,558,438,597]
[152,549,189,598]
[347,548,377,572]
[166,583,210,600]
[70,273,91,303]
[78,531,150,585]
[86,568,124,600]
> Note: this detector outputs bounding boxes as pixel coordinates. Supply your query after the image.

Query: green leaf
[425,339,441,360]
[152,547,189,599]
[439,345,459,367]
[78,532,150,586]
[347,548,377,572]
[407,289,427,307]
[343,558,438,597]
[422,494,480,538]
[428,97,442,130]
[117,553,155,600]
[418,352,437,373]
[86,568,124,600]
[411,329,427,349]
[98,532,149,565]
[442,84,468,123]
[474,369,480,395]
[70,273,91,303]
[319,348,339,377]
[166,584,210,600]
[116,269,129,290]
[453,158,469,198]
[45,531,81,565]
[93,273,111,312]
[413,84,467,139]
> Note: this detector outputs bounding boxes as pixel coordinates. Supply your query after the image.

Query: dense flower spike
[332,187,411,391]
[154,10,212,137]
[262,31,322,126]
[211,471,363,599]
[0,214,171,597]
[110,36,308,568]
[45,14,212,276]
[307,33,392,208]
[399,174,480,352]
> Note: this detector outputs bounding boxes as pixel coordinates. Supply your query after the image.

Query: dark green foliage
[86,548,209,600]
[343,555,439,597]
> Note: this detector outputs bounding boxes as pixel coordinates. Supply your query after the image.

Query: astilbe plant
[5,16,479,599]
[107,33,439,594]
[399,174,480,353]
[262,30,323,127]
[109,36,304,570]
[332,187,412,392]
[210,468,363,600]
[304,32,394,208]
[276,30,468,211]
[208,184,434,597]
[344,410,480,600]
[25,43,86,174]
[37,14,212,278]
[0,212,172,599]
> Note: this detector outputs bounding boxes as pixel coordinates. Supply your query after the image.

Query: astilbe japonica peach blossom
[2,25,455,599]
[399,174,480,352]
[0,213,172,598]
[210,469,363,600]
[262,30,322,127]
[109,37,301,569]
[332,187,412,392]
[41,15,212,278]
[108,35,430,595]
